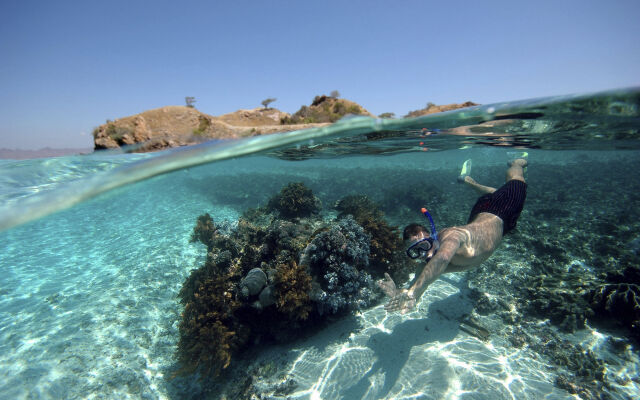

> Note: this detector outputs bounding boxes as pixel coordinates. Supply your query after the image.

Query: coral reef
[262,219,313,260]
[588,279,640,343]
[506,324,608,399]
[177,183,407,377]
[335,194,404,279]
[519,257,594,333]
[303,216,379,314]
[266,182,321,219]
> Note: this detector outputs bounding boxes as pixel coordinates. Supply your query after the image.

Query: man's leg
[463,176,496,195]
[462,157,527,194]
[506,159,527,183]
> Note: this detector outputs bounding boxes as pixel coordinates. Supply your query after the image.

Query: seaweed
[274,260,313,321]
[190,213,219,251]
[177,273,248,377]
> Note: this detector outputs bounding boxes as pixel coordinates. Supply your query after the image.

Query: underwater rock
[240,268,268,297]
[527,325,607,396]
[528,239,571,266]
[505,323,608,398]
[604,265,640,285]
[273,378,298,396]
[258,285,277,308]
[555,375,598,400]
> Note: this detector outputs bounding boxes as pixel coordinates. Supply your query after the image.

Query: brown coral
[267,182,321,219]
[588,283,640,342]
[335,194,402,277]
[274,260,312,321]
[190,213,218,250]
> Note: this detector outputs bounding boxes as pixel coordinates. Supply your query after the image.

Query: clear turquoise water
[1,89,639,399]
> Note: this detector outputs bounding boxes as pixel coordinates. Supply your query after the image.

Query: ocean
[1,88,639,399]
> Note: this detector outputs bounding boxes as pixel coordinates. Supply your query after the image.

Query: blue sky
[1,0,639,149]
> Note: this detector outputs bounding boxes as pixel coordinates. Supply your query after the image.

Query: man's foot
[510,158,528,168]
[507,151,528,167]
[462,176,477,185]
[457,159,472,183]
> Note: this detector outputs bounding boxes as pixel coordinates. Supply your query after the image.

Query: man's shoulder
[439,226,469,243]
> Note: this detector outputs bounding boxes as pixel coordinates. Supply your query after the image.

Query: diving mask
[406,237,436,259]
[405,207,439,260]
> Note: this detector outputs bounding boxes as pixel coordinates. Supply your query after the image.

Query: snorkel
[421,207,438,242]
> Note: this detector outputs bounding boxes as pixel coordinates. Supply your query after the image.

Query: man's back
[442,212,504,272]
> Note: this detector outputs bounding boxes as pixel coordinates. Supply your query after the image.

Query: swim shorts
[467,180,527,235]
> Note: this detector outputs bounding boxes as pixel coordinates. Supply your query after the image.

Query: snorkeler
[378,157,528,314]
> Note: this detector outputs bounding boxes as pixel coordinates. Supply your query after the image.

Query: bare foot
[510,158,528,167]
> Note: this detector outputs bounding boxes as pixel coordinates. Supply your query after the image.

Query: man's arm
[383,233,463,313]
[409,235,461,299]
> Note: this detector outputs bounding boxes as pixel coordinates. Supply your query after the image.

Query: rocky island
[92,96,477,153]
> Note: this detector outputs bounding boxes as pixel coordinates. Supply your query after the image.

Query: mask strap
[421,207,438,242]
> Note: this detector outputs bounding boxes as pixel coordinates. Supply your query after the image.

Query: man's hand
[384,289,416,314]
[377,272,399,298]
[377,273,417,314]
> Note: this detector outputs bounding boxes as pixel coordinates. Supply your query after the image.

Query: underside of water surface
[1,88,639,399]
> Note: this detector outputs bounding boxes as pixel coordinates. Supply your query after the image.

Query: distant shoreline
[0,147,93,160]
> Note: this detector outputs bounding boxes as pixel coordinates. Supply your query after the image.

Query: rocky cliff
[282,95,374,124]
[404,101,479,118]
[93,99,478,153]
[92,106,325,153]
